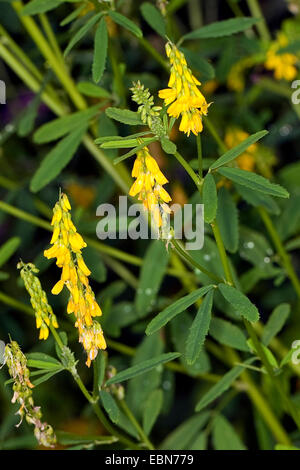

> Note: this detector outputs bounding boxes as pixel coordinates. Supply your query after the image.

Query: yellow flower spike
[44,192,106,366]
[18,261,59,340]
[159,41,210,136]
[130,147,172,232]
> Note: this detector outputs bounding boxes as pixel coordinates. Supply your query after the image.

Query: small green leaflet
[0,237,21,268]
[159,412,210,450]
[100,391,119,424]
[77,82,110,98]
[218,283,259,322]
[135,241,169,318]
[143,389,163,435]
[105,107,143,126]
[93,18,108,84]
[262,303,290,346]
[195,360,253,411]
[209,317,249,352]
[181,17,259,41]
[212,414,246,450]
[146,285,215,335]
[60,5,86,27]
[216,187,239,253]
[30,125,87,192]
[106,352,181,385]
[64,13,103,57]
[217,167,289,198]
[108,11,143,38]
[210,130,268,170]
[34,105,100,143]
[203,173,217,223]
[140,2,166,37]
[185,289,214,365]
[21,0,61,15]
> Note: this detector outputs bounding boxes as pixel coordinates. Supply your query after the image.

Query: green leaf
[26,352,61,365]
[31,125,87,192]
[101,137,154,149]
[92,18,108,84]
[77,82,110,98]
[217,167,289,199]
[93,351,106,391]
[190,432,207,450]
[146,285,214,335]
[185,290,214,365]
[160,412,210,450]
[216,187,239,253]
[34,105,99,143]
[135,241,169,318]
[105,107,143,125]
[218,283,259,322]
[140,2,166,37]
[262,303,290,346]
[60,5,86,26]
[209,317,249,352]
[0,237,20,268]
[212,414,246,450]
[210,130,268,170]
[22,0,61,15]
[182,17,259,41]
[64,12,103,57]
[235,184,280,215]
[113,138,157,165]
[100,391,119,423]
[195,361,252,411]
[160,137,177,155]
[180,47,215,80]
[143,389,163,435]
[32,368,63,386]
[106,352,181,385]
[203,173,217,223]
[108,11,143,38]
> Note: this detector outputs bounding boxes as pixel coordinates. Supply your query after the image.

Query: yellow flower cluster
[265,32,298,81]
[225,128,257,172]
[129,146,171,227]
[159,42,210,136]
[44,193,106,367]
[5,340,56,447]
[18,262,58,340]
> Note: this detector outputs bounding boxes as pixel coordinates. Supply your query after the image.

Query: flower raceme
[159,42,210,136]
[44,193,106,367]
[5,340,56,447]
[18,261,59,340]
[129,146,172,228]
[265,32,298,81]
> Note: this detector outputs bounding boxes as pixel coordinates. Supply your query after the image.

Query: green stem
[246,0,271,42]
[174,151,202,189]
[138,37,169,71]
[258,207,300,300]
[13,1,86,110]
[211,222,234,284]
[119,400,155,450]
[196,133,203,179]
[171,239,222,283]
[38,13,65,66]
